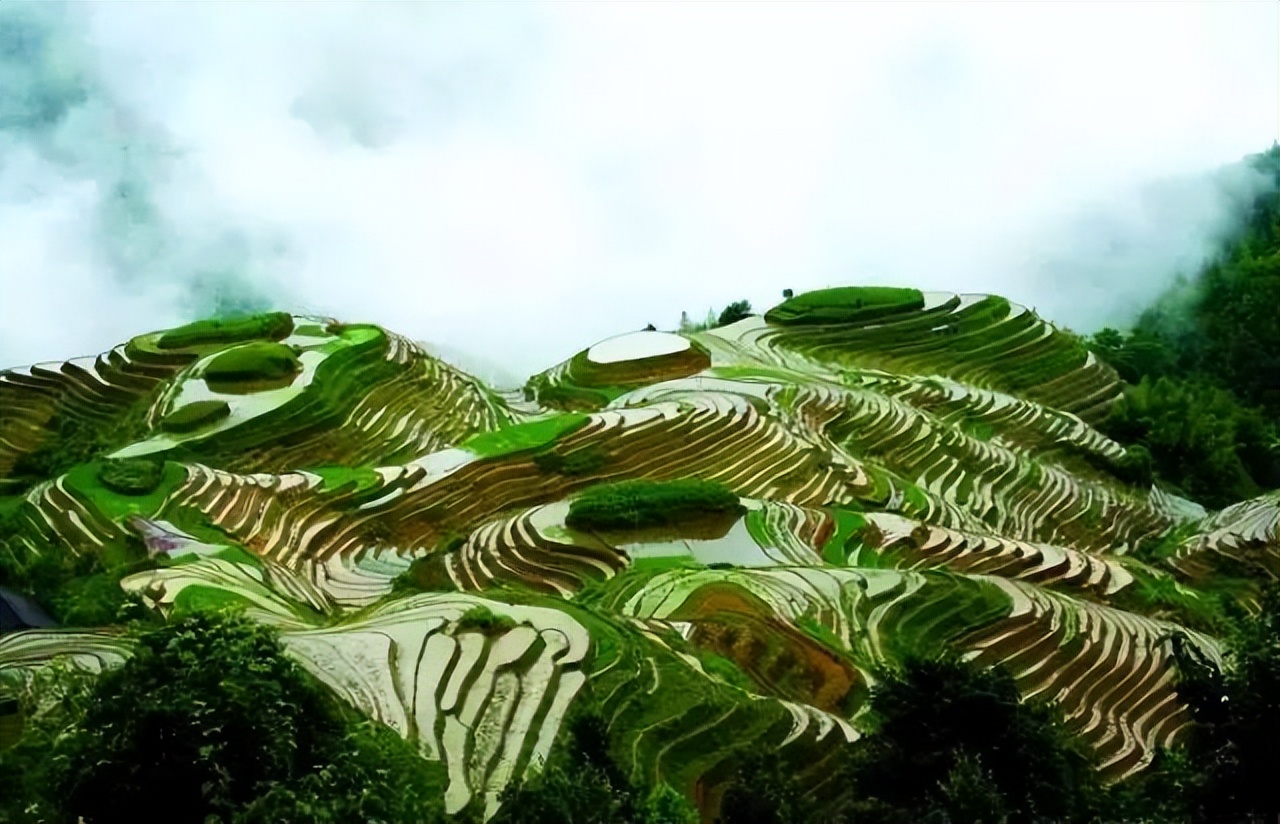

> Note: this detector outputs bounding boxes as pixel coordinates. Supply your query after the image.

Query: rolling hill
[1,289,1277,820]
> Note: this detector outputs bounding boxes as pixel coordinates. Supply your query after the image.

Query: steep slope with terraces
[2,291,1275,819]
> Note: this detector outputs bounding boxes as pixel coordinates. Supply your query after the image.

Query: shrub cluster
[156,312,294,350]
[6,396,155,491]
[765,286,925,326]
[0,508,153,627]
[533,445,610,476]
[202,342,301,384]
[96,458,164,496]
[160,400,231,434]
[0,612,455,823]
[455,605,517,636]
[716,299,754,327]
[565,478,744,531]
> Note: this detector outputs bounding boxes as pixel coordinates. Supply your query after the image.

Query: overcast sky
[1,2,1277,384]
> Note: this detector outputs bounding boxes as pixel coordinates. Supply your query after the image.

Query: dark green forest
[1087,145,1280,507]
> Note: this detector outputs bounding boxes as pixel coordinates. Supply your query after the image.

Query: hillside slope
[2,295,1276,819]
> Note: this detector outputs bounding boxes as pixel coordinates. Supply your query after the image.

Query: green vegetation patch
[156,312,293,350]
[533,444,610,476]
[0,613,453,823]
[307,465,383,494]
[463,413,590,458]
[63,460,186,525]
[96,458,164,496]
[160,400,230,434]
[455,604,518,636]
[1,491,157,626]
[765,286,925,326]
[171,584,257,614]
[566,478,745,532]
[202,342,301,388]
[822,508,867,564]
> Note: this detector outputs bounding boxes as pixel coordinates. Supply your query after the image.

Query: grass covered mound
[202,342,301,390]
[161,400,231,433]
[156,312,293,350]
[96,458,164,496]
[765,286,925,325]
[565,478,745,531]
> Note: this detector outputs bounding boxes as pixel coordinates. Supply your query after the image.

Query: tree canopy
[0,611,453,824]
[1089,145,1280,507]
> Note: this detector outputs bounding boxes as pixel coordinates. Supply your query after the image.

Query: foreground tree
[718,654,1103,824]
[1168,583,1280,823]
[716,300,754,327]
[3,611,451,824]
[492,709,696,824]
[845,655,1103,824]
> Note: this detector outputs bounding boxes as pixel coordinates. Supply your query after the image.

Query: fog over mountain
[1,2,1276,376]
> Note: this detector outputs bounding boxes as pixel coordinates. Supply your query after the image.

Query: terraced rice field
[2,293,1273,819]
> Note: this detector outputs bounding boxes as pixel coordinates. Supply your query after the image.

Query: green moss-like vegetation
[566,478,745,532]
[765,286,925,325]
[96,458,164,496]
[156,312,293,350]
[202,342,301,385]
[697,650,756,691]
[456,604,518,636]
[463,413,590,458]
[160,400,230,433]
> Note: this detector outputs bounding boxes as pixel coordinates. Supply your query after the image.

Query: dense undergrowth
[0,612,456,824]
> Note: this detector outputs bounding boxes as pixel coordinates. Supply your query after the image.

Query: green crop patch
[823,508,867,564]
[156,311,293,350]
[766,286,925,325]
[171,583,258,614]
[462,413,589,457]
[308,465,383,494]
[566,478,745,531]
[160,400,231,433]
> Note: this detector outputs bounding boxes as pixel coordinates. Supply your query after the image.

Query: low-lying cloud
[1,2,1276,380]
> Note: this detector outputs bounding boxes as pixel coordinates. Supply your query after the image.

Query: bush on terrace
[202,342,301,384]
[565,478,745,531]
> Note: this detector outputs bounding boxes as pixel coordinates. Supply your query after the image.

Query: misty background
[1,2,1276,386]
